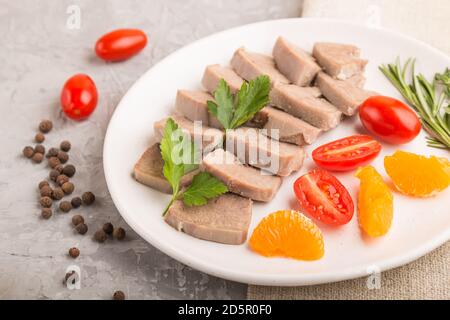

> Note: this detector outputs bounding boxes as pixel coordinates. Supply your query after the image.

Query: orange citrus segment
[384,151,450,197]
[249,210,324,261]
[355,166,393,237]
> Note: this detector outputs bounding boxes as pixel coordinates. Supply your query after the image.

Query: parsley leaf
[182,172,228,206]
[207,75,270,129]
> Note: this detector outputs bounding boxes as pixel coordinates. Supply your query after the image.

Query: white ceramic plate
[104,18,450,286]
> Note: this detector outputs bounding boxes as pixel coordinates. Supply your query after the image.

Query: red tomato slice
[95,29,147,62]
[293,169,354,226]
[312,135,382,171]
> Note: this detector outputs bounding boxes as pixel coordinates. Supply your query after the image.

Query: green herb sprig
[207,75,271,130]
[379,58,450,149]
[161,118,228,215]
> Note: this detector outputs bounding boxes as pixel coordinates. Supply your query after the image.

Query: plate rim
[103,17,450,286]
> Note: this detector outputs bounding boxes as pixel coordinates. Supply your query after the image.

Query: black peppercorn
[62,164,76,177]
[38,120,53,133]
[40,196,52,208]
[34,144,45,155]
[23,146,34,158]
[113,291,125,300]
[46,147,59,158]
[71,197,82,208]
[68,247,80,258]
[59,201,72,213]
[113,227,126,240]
[72,214,84,226]
[32,152,44,163]
[62,182,74,195]
[38,180,49,189]
[75,223,88,235]
[60,140,71,152]
[40,185,53,197]
[35,132,45,143]
[82,192,95,205]
[94,229,107,243]
[51,187,64,200]
[41,208,52,219]
[102,222,114,235]
[57,151,69,164]
[56,174,69,186]
[48,156,61,168]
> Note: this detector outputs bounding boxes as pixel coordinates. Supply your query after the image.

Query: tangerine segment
[355,166,393,237]
[249,210,324,261]
[384,150,450,197]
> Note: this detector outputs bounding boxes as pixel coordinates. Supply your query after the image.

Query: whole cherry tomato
[95,29,147,62]
[293,169,354,226]
[359,95,421,144]
[60,74,98,121]
[312,135,382,171]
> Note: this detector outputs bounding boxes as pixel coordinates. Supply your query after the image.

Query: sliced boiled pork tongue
[273,36,321,87]
[201,149,282,202]
[202,64,244,94]
[313,42,368,80]
[134,143,199,194]
[230,47,290,86]
[226,127,305,177]
[270,83,342,130]
[316,72,378,116]
[165,193,252,245]
[175,90,222,129]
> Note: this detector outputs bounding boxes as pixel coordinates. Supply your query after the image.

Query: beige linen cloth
[248,0,450,300]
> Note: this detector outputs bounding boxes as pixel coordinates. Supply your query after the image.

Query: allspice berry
[40,196,52,208]
[41,208,52,219]
[46,147,59,158]
[49,169,59,182]
[60,141,71,152]
[56,174,69,186]
[48,156,61,168]
[54,164,64,174]
[34,144,45,155]
[62,164,76,177]
[103,222,114,235]
[40,185,53,197]
[94,229,107,243]
[51,187,64,200]
[113,227,126,240]
[113,291,125,300]
[35,133,45,143]
[72,214,84,226]
[68,247,80,258]
[71,197,82,208]
[38,180,49,189]
[57,151,69,164]
[32,152,44,163]
[38,120,53,133]
[82,192,95,205]
[59,201,72,213]
[23,146,34,158]
[62,182,74,195]
[75,223,88,235]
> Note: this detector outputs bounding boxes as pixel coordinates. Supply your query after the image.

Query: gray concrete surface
[0,0,302,299]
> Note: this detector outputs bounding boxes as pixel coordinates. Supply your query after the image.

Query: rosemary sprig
[379,58,450,149]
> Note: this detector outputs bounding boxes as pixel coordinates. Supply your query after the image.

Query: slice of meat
[154,115,224,153]
[316,72,378,116]
[230,47,290,85]
[165,193,252,245]
[247,106,322,145]
[226,127,305,176]
[134,143,198,194]
[313,42,368,80]
[174,90,222,129]
[201,64,244,94]
[270,84,342,130]
[273,36,321,86]
[201,149,282,202]
[345,73,366,88]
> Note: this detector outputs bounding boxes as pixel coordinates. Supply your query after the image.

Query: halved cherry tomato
[312,135,382,171]
[359,95,421,144]
[95,29,147,62]
[293,169,354,226]
[60,74,98,121]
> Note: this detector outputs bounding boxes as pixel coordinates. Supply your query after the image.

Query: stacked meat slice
[134,36,377,245]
